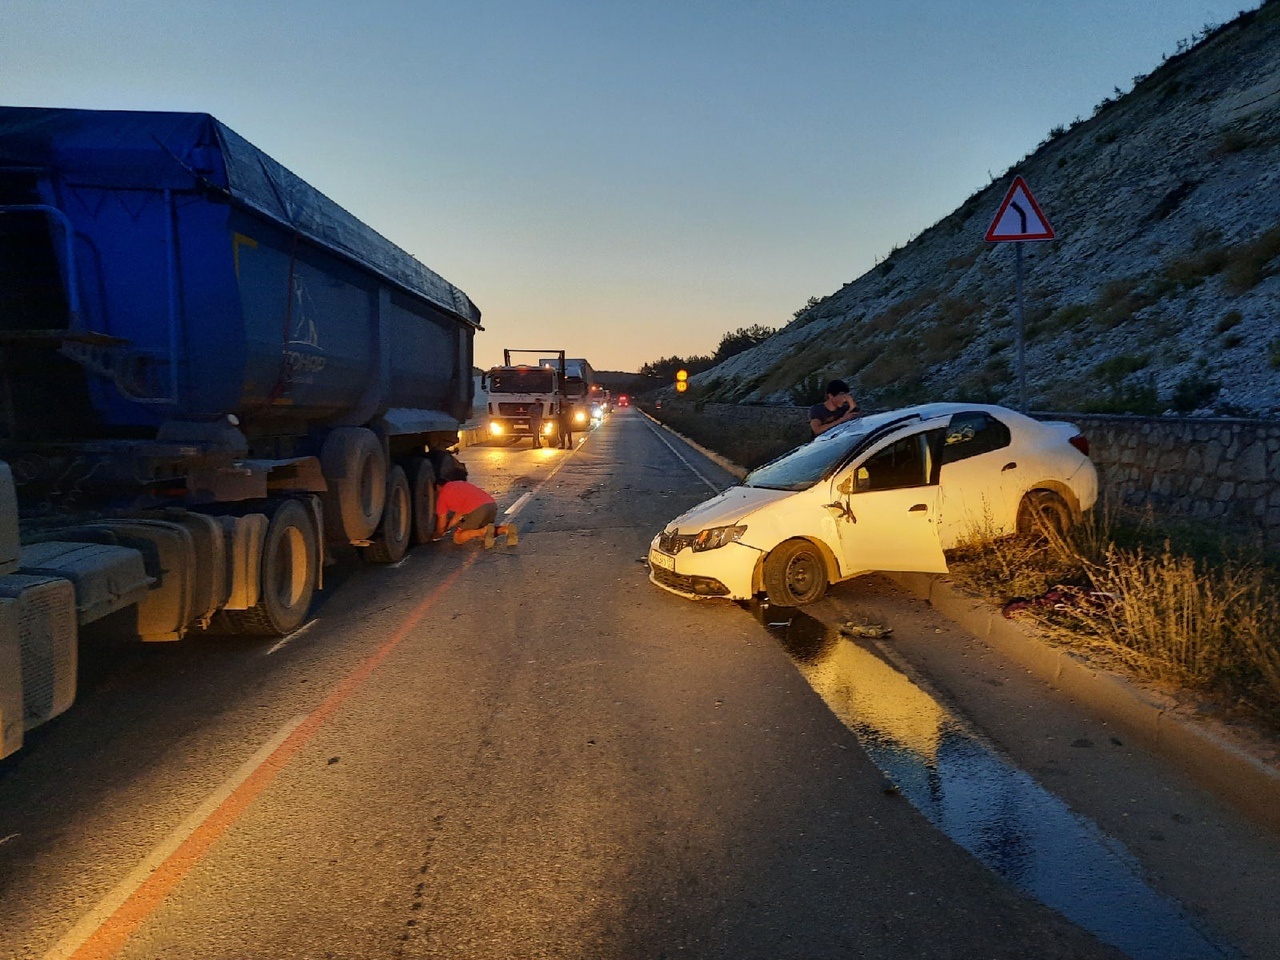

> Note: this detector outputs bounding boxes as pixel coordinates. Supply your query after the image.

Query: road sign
[985,176,1054,242]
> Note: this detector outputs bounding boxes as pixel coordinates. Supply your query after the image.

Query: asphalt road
[1,407,1271,959]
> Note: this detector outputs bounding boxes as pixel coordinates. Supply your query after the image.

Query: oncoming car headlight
[693,525,747,552]
[574,410,588,424]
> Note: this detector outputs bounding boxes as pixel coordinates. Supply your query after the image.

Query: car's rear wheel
[763,539,828,606]
[1016,490,1073,538]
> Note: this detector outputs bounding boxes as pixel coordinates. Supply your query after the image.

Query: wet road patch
[752,603,1236,960]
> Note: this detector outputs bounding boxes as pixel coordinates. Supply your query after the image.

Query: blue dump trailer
[0,107,481,755]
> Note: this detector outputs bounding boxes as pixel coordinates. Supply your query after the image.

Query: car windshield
[744,411,921,491]
[489,370,554,393]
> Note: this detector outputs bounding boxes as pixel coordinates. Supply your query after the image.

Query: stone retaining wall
[653,402,1280,544]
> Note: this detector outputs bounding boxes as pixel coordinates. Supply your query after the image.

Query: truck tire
[218,499,318,636]
[407,457,437,546]
[320,427,386,543]
[363,466,411,564]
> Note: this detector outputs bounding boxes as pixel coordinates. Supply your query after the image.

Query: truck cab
[484,359,563,448]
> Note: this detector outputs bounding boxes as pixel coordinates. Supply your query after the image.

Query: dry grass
[948,507,1280,723]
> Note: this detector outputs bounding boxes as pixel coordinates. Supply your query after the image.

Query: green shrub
[1093,278,1157,328]
[946,249,981,270]
[859,340,919,389]
[1162,246,1229,291]
[1216,310,1243,333]
[788,372,825,406]
[1050,303,1092,330]
[1222,224,1280,294]
[1172,374,1222,412]
[1213,127,1262,155]
[1093,353,1149,383]
[987,337,1013,356]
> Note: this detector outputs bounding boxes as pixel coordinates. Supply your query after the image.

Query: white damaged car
[648,403,1098,606]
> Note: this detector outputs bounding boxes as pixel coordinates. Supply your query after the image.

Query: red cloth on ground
[435,480,496,527]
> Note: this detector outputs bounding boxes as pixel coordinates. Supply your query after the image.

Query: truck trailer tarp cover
[0,107,481,327]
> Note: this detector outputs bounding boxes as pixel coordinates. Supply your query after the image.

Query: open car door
[828,427,948,576]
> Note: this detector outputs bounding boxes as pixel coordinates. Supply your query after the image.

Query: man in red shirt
[434,479,518,547]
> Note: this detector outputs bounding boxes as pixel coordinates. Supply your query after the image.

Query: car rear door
[936,410,1020,547]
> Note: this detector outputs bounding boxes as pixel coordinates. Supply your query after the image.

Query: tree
[712,324,777,363]
[793,296,822,321]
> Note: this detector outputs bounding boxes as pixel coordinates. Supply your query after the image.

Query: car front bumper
[647,538,760,601]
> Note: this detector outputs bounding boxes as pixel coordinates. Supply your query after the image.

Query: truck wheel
[763,539,828,607]
[363,466,411,564]
[219,499,318,636]
[320,427,386,542]
[407,457,437,546]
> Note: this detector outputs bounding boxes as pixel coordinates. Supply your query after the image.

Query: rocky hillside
[689,2,1280,417]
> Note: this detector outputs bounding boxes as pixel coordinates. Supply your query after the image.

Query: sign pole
[984,176,1054,415]
[1015,241,1026,412]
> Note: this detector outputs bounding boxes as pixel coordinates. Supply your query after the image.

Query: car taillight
[1068,434,1090,457]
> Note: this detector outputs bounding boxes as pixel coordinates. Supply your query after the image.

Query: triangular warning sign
[985,176,1055,242]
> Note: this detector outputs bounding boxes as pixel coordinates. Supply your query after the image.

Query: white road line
[264,619,318,656]
[504,491,533,517]
[41,715,308,960]
[642,417,723,494]
[0,832,18,847]
[503,440,579,518]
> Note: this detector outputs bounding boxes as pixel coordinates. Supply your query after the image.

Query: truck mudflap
[218,514,269,611]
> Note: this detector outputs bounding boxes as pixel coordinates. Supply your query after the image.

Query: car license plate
[649,549,675,572]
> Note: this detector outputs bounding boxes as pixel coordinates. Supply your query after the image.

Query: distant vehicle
[648,403,1097,606]
[540,358,596,431]
[618,395,630,407]
[484,351,567,447]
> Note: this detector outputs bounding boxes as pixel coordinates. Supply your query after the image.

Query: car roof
[816,402,1038,447]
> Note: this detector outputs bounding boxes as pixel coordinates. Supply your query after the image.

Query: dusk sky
[2,1,1260,372]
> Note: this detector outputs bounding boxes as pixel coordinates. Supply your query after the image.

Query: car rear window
[941,411,1011,464]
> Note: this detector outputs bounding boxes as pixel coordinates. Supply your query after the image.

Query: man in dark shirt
[808,379,859,436]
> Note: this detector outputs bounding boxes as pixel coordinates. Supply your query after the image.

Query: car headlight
[693,525,747,551]
[489,422,504,435]
[574,410,587,423]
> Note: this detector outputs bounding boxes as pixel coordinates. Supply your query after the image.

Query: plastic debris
[840,620,893,639]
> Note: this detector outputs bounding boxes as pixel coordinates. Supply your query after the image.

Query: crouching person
[434,476,518,548]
